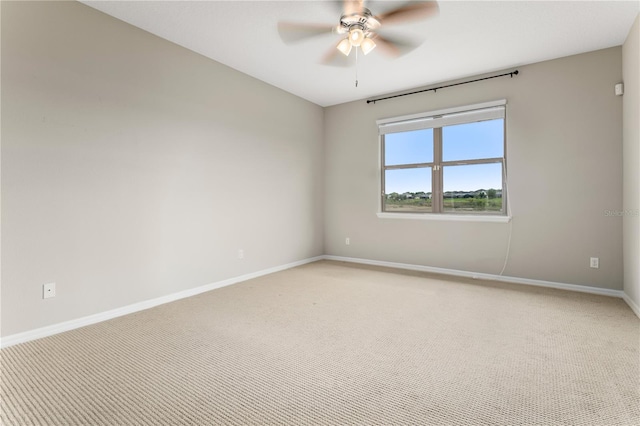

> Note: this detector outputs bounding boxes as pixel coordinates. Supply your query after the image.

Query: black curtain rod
[366,70,519,104]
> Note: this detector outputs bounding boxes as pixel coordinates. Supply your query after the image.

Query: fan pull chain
[355,46,359,87]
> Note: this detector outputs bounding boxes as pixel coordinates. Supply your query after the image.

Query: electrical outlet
[238,249,244,259]
[590,257,599,269]
[43,282,56,299]
[345,237,350,245]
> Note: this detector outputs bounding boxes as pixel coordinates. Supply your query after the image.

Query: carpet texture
[1,260,639,425]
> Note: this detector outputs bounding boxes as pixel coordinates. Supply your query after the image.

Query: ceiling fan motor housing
[338,8,380,37]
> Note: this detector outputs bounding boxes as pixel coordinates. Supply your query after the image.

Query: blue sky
[385,119,503,193]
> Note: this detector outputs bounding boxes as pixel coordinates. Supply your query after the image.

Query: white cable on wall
[499,158,513,277]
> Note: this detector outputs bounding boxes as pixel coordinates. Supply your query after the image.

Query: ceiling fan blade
[375,1,439,26]
[277,22,337,44]
[373,33,421,57]
[343,0,365,15]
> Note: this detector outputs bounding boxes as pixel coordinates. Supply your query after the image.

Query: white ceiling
[81,0,639,107]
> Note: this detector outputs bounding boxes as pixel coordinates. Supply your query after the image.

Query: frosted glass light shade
[349,28,365,46]
[337,38,352,56]
[361,37,376,55]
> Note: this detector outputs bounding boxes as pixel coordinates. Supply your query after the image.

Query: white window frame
[377,100,511,222]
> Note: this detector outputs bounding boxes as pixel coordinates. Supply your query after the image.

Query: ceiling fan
[278,0,439,66]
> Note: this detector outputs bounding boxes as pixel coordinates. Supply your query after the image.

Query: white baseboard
[323,255,626,299]
[622,292,640,319]
[3,254,634,349]
[0,256,324,349]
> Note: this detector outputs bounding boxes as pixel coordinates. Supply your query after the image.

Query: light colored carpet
[1,260,639,425]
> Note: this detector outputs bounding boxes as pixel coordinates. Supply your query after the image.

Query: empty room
[1,0,639,425]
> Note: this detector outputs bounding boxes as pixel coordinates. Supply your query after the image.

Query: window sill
[376,212,512,223]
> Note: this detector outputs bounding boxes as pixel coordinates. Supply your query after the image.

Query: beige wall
[1,1,324,336]
[623,14,640,310]
[324,47,624,289]
[1,1,633,339]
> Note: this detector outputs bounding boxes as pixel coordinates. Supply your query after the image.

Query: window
[379,100,506,216]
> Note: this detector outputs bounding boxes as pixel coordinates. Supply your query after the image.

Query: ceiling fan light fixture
[361,37,376,55]
[349,27,365,47]
[337,38,352,56]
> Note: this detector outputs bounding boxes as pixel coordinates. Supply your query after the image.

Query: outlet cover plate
[43,282,56,299]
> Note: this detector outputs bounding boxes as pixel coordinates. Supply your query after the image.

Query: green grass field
[384,197,502,213]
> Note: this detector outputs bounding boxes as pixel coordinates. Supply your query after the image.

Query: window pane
[443,119,503,162]
[443,163,503,213]
[384,129,433,166]
[384,168,432,212]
